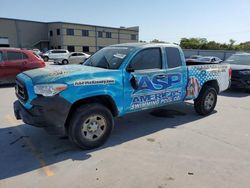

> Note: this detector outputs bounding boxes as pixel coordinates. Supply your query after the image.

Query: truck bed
[185,63,231,100]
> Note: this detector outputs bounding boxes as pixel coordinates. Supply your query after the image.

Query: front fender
[59,84,124,116]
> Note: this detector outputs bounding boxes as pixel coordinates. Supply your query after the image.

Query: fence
[182,49,243,61]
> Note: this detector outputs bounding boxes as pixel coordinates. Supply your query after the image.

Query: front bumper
[14,96,71,135]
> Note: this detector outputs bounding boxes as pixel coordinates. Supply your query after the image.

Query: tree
[150,39,167,43]
[238,41,250,51]
[228,39,236,50]
[180,38,207,49]
[180,38,245,51]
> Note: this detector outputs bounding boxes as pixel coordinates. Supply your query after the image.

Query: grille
[15,79,28,102]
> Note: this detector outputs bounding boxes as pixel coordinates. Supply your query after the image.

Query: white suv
[42,49,69,61]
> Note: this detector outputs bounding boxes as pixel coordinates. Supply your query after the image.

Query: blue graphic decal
[131,89,182,110]
[135,73,181,93]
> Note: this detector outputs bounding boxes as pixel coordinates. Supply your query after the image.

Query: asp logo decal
[135,73,181,93]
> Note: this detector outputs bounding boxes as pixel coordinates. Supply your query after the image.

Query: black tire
[62,59,69,65]
[194,86,217,115]
[43,56,49,62]
[68,103,114,149]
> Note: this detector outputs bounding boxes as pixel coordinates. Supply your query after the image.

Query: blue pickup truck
[14,43,231,149]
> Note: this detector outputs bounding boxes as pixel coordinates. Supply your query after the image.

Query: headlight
[240,70,250,75]
[34,84,67,97]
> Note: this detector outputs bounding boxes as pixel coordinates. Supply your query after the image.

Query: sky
[1,0,250,44]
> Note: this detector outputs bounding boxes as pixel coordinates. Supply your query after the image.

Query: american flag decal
[187,77,201,98]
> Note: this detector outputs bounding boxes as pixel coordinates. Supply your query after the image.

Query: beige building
[0,17,139,53]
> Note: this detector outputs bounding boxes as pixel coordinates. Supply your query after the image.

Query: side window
[71,53,77,56]
[165,47,182,69]
[22,53,28,59]
[130,48,162,70]
[0,52,3,62]
[7,52,23,61]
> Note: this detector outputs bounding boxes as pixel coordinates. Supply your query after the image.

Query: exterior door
[164,47,188,101]
[69,53,79,64]
[124,47,186,113]
[124,48,173,112]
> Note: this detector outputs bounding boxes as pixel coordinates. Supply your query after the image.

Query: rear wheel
[194,86,217,115]
[62,59,69,65]
[43,56,49,62]
[68,103,114,149]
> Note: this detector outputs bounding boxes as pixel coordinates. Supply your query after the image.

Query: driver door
[123,48,168,112]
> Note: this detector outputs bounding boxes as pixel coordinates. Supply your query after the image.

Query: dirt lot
[0,86,250,188]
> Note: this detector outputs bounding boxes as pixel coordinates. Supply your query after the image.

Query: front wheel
[62,59,69,65]
[68,103,114,149]
[194,86,217,115]
[43,56,49,62]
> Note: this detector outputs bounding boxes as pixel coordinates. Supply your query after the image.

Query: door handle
[156,74,167,79]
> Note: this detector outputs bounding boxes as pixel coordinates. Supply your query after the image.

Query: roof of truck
[110,42,179,48]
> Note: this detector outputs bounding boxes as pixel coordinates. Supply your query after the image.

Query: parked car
[42,49,69,62]
[54,52,90,65]
[14,43,231,149]
[186,55,202,63]
[0,48,45,84]
[32,49,43,56]
[224,53,250,92]
[196,56,222,64]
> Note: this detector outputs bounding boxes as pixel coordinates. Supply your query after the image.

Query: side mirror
[126,65,134,72]
[130,75,139,90]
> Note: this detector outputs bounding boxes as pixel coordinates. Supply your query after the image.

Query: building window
[57,29,60,35]
[131,34,136,40]
[49,30,53,37]
[82,46,89,52]
[67,46,75,52]
[98,31,103,38]
[66,28,74,36]
[82,30,89,37]
[106,32,112,38]
[58,46,61,49]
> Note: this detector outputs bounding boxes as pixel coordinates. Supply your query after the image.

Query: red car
[0,48,45,84]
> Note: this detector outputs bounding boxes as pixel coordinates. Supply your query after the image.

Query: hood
[22,65,113,84]
[230,64,250,70]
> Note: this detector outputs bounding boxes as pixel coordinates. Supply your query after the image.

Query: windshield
[224,54,250,65]
[84,46,134,69]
